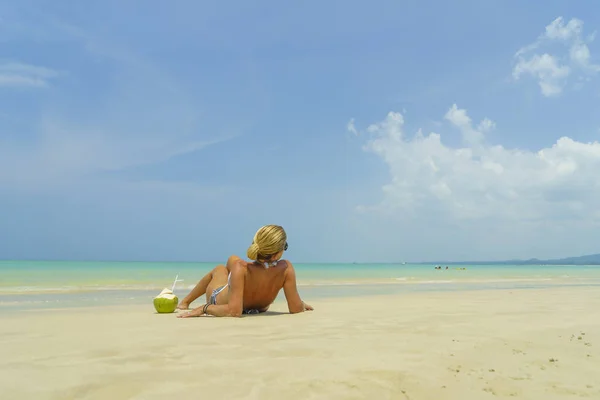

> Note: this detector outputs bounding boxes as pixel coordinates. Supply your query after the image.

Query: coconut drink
[153,275,183,314]
[153,288,179,313]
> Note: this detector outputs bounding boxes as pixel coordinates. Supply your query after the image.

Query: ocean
[2,260,600,311]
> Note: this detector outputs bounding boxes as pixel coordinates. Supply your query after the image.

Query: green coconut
[153,288,179,313]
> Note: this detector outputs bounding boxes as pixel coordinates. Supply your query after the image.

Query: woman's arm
[283,261,313,314]
[217,255,246,317]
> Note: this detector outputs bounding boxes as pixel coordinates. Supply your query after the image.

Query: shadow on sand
[244,310,288,317]
[153,310,290,317]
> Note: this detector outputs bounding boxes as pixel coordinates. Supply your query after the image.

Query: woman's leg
[177,265,228,309]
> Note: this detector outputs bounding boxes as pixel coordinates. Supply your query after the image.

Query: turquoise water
[1,260,600,311]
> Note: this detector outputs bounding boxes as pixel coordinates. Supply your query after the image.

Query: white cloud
[477,118,496,133]
[544,17,583,41]
[0,62,59,88]
[570,42,596,69]
[347,118,358,136]
[512,53,570,96]
[513,17,599,96]
[443,104,487,145]
[356,105,600,225]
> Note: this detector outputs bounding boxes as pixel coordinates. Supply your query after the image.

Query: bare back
[216,259,289,311]
[239,261,289,309]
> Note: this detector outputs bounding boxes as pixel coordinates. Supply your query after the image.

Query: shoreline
[1,284,595,314]
[3,279,600,314]
[0,279,600,313]
[3,274,600,293]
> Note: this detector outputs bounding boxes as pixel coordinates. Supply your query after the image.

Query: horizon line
[1,255,599,265]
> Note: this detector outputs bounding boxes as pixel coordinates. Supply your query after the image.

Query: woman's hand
[177,306,205,318]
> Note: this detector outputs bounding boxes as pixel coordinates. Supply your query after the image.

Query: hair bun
[247,242,260,261]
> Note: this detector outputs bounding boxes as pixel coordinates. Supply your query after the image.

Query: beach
[1,286,599,399]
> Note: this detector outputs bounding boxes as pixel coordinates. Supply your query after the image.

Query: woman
[177,225,313,318]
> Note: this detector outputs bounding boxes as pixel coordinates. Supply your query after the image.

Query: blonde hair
[247,225,287,261]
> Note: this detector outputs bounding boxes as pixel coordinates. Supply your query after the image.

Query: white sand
[1,286,599,399]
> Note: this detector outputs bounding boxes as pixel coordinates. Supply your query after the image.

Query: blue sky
[1,0,600,263]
